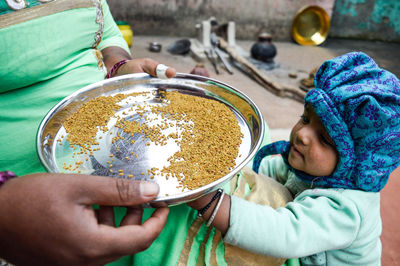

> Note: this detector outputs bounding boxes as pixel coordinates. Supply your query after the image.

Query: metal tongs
[204,49,220,75]
[210,33,234,74]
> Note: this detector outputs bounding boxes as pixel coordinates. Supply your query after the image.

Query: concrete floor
[131,36,400,264]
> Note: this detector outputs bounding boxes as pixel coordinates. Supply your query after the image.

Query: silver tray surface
[37,73,264,206]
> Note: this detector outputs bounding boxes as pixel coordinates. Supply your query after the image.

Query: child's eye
[321,134,335,147]
[300,114,310,124]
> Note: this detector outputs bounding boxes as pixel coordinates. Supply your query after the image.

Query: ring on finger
[156,64,169,79]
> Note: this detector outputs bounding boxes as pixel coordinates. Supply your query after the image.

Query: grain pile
[63,90,243,190]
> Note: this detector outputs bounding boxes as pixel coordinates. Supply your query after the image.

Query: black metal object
[250,33,277,63]
[167,39,191,55]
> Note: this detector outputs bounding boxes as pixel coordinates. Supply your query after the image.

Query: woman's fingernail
[140,182,159,196]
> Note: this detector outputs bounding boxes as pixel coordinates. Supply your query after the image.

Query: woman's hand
[0,173,169,265]
[116,58,176,78]
[101,46,176,78]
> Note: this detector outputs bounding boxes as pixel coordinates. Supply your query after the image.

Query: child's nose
[296,126,314,145]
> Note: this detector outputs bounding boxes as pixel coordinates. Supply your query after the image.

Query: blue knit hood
[253,52,400,192]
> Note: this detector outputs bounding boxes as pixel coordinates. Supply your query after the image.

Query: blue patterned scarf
[253,52,400,192]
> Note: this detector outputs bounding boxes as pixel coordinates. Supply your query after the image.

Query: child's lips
[291,145,304,158]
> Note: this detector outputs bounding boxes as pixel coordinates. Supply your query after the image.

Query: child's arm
[186,191,231,234]
[187,156,291,233]
[189,188,377,259]
[224,189,375,258]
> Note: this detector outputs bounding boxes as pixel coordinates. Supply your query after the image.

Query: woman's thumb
[76,175,160,206]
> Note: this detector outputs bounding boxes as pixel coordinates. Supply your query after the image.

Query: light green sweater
[225,156,382,265]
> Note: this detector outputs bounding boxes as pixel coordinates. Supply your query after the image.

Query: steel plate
[37,73,264,206]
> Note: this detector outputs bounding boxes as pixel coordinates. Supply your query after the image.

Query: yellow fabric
[177,218,204,266]
[239,166,293,208]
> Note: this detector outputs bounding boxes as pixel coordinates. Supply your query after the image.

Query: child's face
[288,105,338,176]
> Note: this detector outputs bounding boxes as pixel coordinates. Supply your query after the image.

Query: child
[187,52,400,265]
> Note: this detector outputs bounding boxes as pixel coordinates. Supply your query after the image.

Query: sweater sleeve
[257,156,290,185]
[97,0,130,54]
[224,189,361,258]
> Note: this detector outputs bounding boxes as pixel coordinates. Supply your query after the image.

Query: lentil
[62,91,243,190]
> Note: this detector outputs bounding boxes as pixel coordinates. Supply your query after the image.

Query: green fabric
[283,258,301,266]
[0,0,129,175]
[215,239,227,266]
[204,229,216,265]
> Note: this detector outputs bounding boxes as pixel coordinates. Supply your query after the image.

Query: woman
[0,0,174,264]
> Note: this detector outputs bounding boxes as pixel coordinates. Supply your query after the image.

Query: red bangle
[0,171,17,188]
[106,59,130,79]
